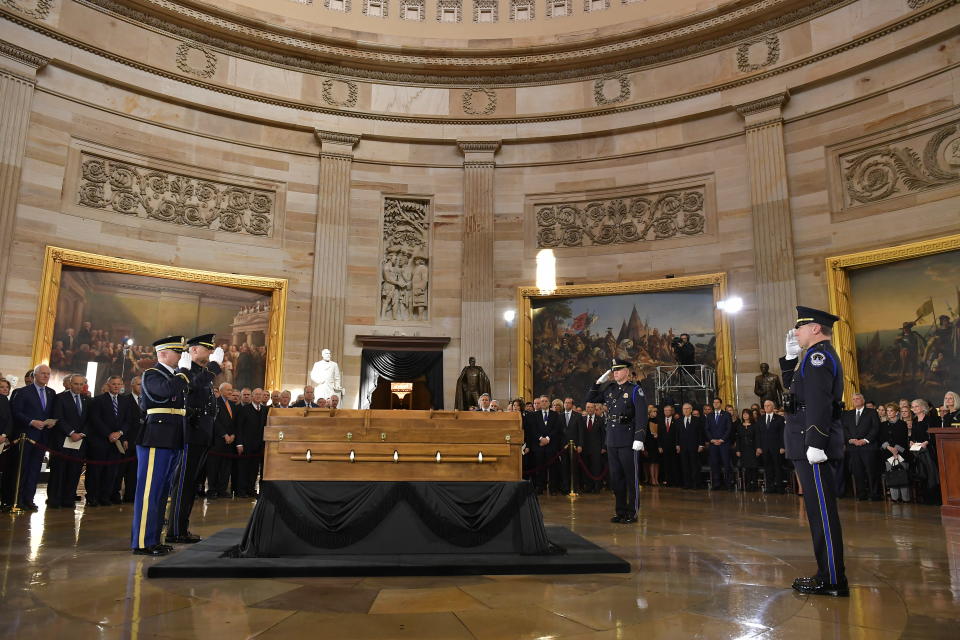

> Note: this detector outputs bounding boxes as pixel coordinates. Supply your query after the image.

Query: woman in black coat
[644,405,661,486]
[882,404,911,502]
[736,409,760,491]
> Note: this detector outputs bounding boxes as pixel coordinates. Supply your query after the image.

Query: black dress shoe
[206,492,219,500]
[792,575,819,589]
[794,580,849,597]
[46,502,61,509]
[86,500,99,507]
[61,503,76,509]
[620,515,638,524]
[158,544,174,552]
[111,497,123,505]
[610,515,623,523]
[166,533,202,544]
[24,503,39,511]
[132,545,169,556]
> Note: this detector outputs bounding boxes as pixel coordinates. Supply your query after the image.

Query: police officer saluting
[586,358,647,523]
[131,337,193,556]
[780,306,848,597]
[166,334,224,544]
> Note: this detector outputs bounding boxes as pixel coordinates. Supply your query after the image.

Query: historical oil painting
[849,249,960,402]
[531,287,718,402]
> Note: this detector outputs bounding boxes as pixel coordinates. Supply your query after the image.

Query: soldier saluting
[585,358,647,524]
[780,306,848,597]
[131,336,193,556]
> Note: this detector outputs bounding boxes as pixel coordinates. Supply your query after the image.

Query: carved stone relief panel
[0,0,54,20]
[594,75,630,106]
[531,178,713,251]
[175,42,217,78]
[73,150,278,238]
[736,34,780,72]
[379,197,431,323]
[830,115,960,214]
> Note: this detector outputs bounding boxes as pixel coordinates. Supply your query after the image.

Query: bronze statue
[754,362,784,407]
[455,356,491,410]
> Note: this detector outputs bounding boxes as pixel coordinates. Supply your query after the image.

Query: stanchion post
[567,440,578,498]
[10,436,27,515]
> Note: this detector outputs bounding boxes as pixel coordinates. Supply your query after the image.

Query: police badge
[810,353,826,367]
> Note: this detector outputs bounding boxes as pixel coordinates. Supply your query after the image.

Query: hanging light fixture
[536,249,557,295]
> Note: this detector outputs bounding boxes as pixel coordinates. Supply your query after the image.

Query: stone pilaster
[457,139,500,372]
[0,41,48,327]
[736,92,798,367]
[308,130,360,381]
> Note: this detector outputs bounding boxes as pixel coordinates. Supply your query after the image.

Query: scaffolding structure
[654,364,716,407]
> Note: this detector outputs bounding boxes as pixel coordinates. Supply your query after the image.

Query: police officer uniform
[131,336,192,556]
[779,307,848,596]
[585,358,647,523]
[166,334,222,544]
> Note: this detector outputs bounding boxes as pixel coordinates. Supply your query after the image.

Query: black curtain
[359,349,444,409]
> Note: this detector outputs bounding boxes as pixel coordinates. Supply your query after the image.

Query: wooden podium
[262,409,524,482]
[930,428,960,518]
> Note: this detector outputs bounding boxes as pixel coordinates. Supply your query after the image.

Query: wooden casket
[262,409,524,482]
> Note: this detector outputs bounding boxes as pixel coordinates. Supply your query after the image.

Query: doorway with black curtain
[359,348,445,409]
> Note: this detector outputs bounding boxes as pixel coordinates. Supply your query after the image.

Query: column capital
[457,139,500,167]
[0,40,49,81]
[735,91,789,128]
[315,130,360,159]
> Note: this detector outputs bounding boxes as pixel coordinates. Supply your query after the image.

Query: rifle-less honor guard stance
[166,334,224,544]
[780,306,849,597]
[586,358,647,524]
[131,336,193,556]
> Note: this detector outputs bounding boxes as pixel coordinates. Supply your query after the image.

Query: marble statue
[310,349,344,400]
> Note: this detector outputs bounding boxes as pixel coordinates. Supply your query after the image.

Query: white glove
[209,346,225,365]
[806,446,827,465]
[785,329,801,360]
[178,351,192,370]
[632,440,644,452]
[596,369,613,384]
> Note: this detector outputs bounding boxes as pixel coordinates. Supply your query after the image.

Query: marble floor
[1,486,958,639]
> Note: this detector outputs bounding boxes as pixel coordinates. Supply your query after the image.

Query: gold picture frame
[516,272,734,404]
[826,233,960,401]
[31,246,288,390]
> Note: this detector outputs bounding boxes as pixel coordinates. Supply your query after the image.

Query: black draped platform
[147,480,630,577]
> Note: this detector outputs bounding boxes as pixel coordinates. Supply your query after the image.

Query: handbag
[883,460,909,488]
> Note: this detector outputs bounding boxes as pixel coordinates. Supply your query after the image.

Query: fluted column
[0,42,48,327]
[736,92,798,366]
[308,130,360,377]
[457,139,500,371]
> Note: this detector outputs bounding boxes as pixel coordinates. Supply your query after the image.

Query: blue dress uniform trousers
[166,442,208,536]
[608,446,639,518]
[793,458,845,584]
[130,445,178,549]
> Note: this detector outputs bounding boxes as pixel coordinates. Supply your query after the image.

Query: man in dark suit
[758,399,786,493]
[704,400,734,490]
[522,395,564,494]
[48,374,89,509]
[577,402,606,492]
[87,375,136,506]
[657,404,681,487]
[236,388,268,498]
[557,397,584,494]
[676,402,706,490]
[842,393,881,501]
[11,365,58,510]
[112,375,143,503]
[0,385,15,510]
[206,382,237,499]
[290,385,318,408]
[77,321,93,347]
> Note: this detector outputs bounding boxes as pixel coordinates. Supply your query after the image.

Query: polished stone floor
[1,486,958,639]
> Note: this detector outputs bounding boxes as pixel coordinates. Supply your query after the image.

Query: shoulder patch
[809,353,826,367]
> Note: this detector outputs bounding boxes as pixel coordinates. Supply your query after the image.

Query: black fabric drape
[235,480,555,557]
[359,349,444,409]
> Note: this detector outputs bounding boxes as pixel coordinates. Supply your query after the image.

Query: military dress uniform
[779,307,848,596]
[166,334,221,544]
[585,358,647,523]
[131,336,192,555]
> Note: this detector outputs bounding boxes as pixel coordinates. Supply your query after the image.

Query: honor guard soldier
[585,358,647,523]
[780,306,848,597]
[166,334,224,544]
[131,337,193,556]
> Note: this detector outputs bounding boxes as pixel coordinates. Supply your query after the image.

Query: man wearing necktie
[842,393,881,501]
[521,396,563,494]
[578,402,606,492]
[704,400,734,490]
[658,404,681,487]
[207,382,237,499]
[48,374,89,509]
[87,375,134,506]
[11,364,57,510]
[557,397,584,493]
[758,400,786,493]
[113,376,144,504]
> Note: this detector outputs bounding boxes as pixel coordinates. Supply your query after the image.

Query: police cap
[187,334,216,349]
[611,358,632,370]
[795,306,840,329]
